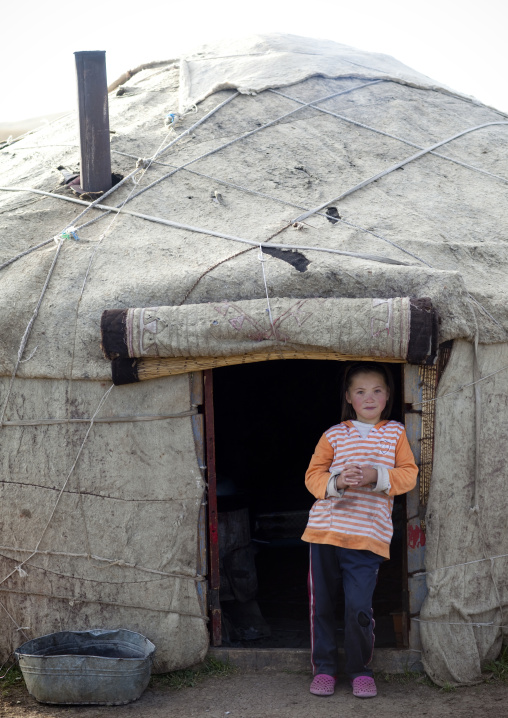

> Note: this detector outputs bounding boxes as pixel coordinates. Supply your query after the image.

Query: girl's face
[346,372,390,425]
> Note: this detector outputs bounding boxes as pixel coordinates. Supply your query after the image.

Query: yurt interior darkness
[212,359,405,649]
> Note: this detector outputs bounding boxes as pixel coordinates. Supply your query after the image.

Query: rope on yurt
[0,187,410,266]
[0,107,212,489]
[1,206,503,329]
[0,220,120,630]
[0,547,205,582]
[1,89,505,334]
[0,409,198,426]
[271,88,508,186]
[1,143,79,150]
[0,92,243,424]
[0,587,207,620]
[109,153,434,268]
[121,84,384,206]
[0,80,434,270]
[7,100,508,282]
[4,82,508,274]
[12,126,508,194]
[412,363,508,407]
[0,92,239,296]
[108,150,508,306]
[292,120,508,224]
[0,603,29,641]
[177,219,307,305]
[43,92,240,235]
[468,317,506,634]
[112,155,508,322]
[466,293,506,333]
[155,91,239,159]
[411,552,508,576]
[412,618,508,628]
[6,114,506,275]
[0,238,66,427]
[0,385,116,636]
[257,245,277,338]
[0,121,174,427]
[0,237,57,272]
[0,385,114,589]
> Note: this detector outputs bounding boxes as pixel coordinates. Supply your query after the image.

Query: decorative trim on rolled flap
[101,309,129,360]
[408,298,439,365]
[111,357,140,385]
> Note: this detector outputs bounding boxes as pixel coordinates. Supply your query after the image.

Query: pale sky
[2,0,507,123]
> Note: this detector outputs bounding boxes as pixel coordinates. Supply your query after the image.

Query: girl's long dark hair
[341,362,394,422]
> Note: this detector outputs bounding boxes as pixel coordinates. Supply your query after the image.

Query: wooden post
[190,372,208,618]
[203,369,221,645]
[74,51,112,193]
[404,364,428,655]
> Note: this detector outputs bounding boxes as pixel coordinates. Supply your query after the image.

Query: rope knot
[164,112,180,127]
[60,226,79,242]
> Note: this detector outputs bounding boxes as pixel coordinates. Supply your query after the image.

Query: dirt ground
[1,670,507,718]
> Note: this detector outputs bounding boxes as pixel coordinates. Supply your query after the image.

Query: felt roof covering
[1,34,508,382]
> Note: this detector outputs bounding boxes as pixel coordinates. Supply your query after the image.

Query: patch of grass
[0,665,25,697]
[198,655,238,680]
[378,669,422,685]
[282,669,313,676]
[439,681,456,693]
[378,670,445,689]
[416,674,439,689]
[150,655,238,691]
[485,644,508,682]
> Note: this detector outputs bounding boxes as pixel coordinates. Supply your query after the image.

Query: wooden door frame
[202,359,443,650]
[403,364,429,651]
[403,345,452,651]
[203,369,221,645]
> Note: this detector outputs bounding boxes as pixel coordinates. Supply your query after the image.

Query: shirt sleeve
[371,464,391,494]
[326,470,345,498]
[387,429,418,496]
[305,433,334,500]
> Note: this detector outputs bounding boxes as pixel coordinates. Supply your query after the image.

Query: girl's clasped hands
[336,463,378,489]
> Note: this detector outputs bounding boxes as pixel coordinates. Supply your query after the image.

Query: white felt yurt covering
[0,34,507,683]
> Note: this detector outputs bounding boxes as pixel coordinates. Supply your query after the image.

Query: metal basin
[15,629,155,705]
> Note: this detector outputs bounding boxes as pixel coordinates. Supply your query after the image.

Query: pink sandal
[351,675,377,698]
[310,673,336,696]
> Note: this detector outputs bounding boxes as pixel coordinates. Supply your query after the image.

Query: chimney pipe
[74,51,112,193]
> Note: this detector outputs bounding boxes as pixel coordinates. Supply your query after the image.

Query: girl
[301,363,417,699]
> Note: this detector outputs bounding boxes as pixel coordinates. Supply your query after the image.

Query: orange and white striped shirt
[301,420,417,558]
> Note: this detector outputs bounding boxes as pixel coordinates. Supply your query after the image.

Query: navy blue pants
[308,543,384,679]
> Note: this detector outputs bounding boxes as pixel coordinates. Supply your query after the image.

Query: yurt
[0,34,507,686]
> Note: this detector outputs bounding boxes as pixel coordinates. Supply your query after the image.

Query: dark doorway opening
[211,359,405,649]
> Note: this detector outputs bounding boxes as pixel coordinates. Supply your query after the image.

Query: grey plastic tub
[15,629,155,705]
